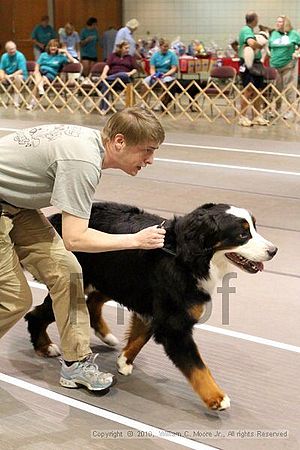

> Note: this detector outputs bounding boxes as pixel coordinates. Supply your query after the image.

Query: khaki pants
[276,60,297,110]
[0,203,91,361]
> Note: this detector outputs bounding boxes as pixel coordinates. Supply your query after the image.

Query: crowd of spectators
[0,12,299,120]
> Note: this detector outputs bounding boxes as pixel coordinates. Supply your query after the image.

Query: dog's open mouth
[225,252,264,274]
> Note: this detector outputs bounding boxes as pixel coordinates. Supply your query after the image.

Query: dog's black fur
[25,201,276,410]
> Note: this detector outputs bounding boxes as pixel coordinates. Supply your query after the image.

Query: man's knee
[52,252,83,288]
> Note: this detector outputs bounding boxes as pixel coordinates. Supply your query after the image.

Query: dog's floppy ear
[176,208,218,266]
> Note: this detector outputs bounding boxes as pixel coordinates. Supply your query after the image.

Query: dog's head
[176,203,277,274]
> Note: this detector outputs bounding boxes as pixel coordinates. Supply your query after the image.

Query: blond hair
[64,22,74,34]
[278,15,293,33]
[101,107,165,146]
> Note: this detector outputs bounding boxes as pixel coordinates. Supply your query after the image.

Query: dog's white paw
[36,343,61,357]
[47,343,61,357]
[95,332,119,347]
[216,395,231,411]
[212,394,230,411]
[117,353,133,376]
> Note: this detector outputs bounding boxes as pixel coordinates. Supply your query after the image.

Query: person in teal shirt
[31,15,57,60]
[80,17,101,77]
[141,38,178,109]
[237,11,269,127]
[269,15,300,120]
[0,41,28,108]
[27,39,76,110]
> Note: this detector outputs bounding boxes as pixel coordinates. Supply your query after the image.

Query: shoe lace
[79,353,112,383]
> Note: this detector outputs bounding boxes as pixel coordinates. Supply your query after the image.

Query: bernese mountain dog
[25,201,277,411]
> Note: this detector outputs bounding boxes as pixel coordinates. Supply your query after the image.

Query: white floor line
[154,157,300,177]
[28,280,300,354]
[0,373,214,450]
[195,324,300,354]
[162,142,300,158]
[1,126,299,159]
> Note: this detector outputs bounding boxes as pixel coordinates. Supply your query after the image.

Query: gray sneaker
[60,353,114,391]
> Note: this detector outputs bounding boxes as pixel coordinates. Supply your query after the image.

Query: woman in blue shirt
[80,17,100,77]
[27,39,76,109]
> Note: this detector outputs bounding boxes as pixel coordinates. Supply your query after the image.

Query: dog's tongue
[257,262,264,271]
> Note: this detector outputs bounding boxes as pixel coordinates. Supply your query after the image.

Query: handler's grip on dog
[134,224,166,249]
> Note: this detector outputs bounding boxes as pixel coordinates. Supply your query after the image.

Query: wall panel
[0,0,48,59]
[54,0,122,59]
[0,0,122,60]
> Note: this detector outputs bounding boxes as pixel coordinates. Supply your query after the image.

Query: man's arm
[246,38,262,50]
[61,211,166,252]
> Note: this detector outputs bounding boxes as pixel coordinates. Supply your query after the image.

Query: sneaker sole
[59,376,114,391]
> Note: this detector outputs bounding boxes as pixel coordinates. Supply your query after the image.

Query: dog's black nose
[267,247,278,258]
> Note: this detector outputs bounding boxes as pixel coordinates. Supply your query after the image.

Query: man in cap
[114,19,139,56]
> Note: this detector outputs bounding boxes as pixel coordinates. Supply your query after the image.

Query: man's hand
[134,225,166,249]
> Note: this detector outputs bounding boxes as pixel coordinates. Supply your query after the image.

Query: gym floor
[0,109,299,450]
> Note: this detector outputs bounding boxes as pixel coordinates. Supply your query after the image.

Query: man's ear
[113,133,126,152]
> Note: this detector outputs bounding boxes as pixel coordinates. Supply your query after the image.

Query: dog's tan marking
[122,313,152,364]
[86,291,111,338]
[188,304,205,321]
[188,367,229,410]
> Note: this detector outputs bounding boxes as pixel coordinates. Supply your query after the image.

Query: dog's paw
[207,394,231,411]
[117,353,133,376]
[36,343,61,357]
[95,331,119,347]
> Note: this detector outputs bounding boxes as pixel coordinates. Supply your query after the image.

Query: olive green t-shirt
[269,29,300,68]
[0,124,104,219]
[238,25,262,61]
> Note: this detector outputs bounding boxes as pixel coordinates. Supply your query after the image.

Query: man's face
[6,44,17,56]
[118,139,159,176]
[252,15,258,28]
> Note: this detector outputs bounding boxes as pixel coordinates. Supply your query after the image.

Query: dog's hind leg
[117,313,152,376]
[87,290,119,347]
[155,326,230,411]
[25,294,61,357]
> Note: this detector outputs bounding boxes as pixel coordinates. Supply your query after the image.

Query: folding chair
[61,62,83,82]
[202,66,237,116]
[80,62,106,95]
[26,61,36,76]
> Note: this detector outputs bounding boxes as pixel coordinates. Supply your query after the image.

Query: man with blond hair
[0,107,165,392]
[0,41,28,108]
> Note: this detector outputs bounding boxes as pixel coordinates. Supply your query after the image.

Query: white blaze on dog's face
[224,206,277,273]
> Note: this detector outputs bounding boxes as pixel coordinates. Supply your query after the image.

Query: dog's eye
[239,233,249,240]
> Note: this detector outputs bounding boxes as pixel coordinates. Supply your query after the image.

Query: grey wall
[123,0,300,49]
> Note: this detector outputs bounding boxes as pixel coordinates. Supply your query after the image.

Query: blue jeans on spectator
[100,72,131,110]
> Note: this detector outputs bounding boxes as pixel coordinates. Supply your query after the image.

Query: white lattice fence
[0,75,299,126]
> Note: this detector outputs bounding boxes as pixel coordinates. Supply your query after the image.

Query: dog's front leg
[155,329,230,411]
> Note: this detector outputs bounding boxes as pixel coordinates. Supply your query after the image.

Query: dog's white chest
[198,256,230,296]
